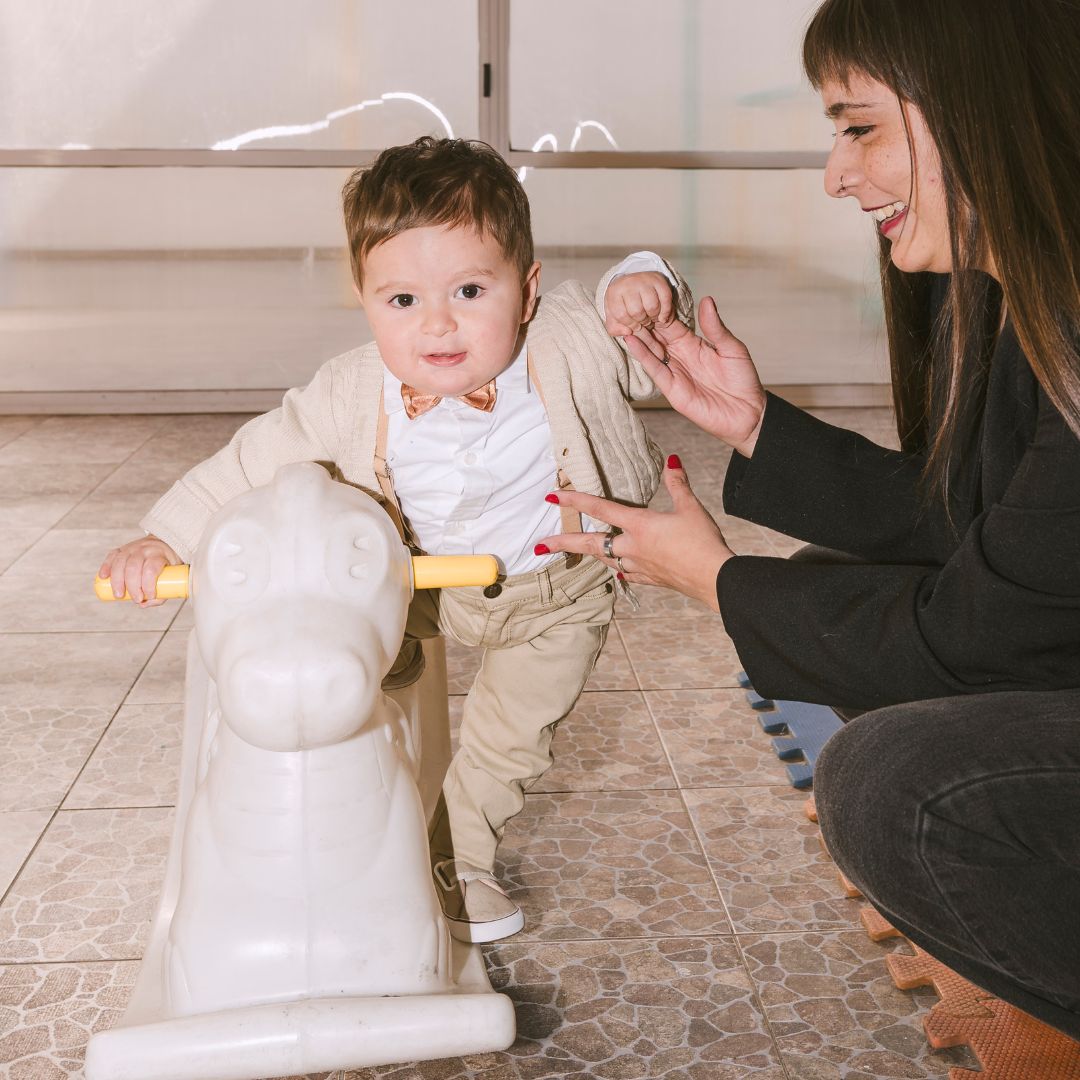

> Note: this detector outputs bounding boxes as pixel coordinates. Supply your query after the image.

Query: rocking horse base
[85,943,516,1080]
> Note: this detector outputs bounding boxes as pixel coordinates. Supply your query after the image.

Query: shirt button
[483,583,502,599]
[463,452,478,465]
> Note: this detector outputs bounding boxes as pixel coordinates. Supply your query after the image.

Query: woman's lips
[422,352,467,367]
[879,208,908,237]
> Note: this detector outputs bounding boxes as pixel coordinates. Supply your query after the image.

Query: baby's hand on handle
[98,535,181,607]
[624,296,768,458]
[603,271,676,337]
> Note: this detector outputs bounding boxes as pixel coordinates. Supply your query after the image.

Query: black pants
[815,688,1080,1040]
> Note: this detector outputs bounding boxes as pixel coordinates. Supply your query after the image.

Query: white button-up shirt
[385,344,566,575]
[383,253,673,576]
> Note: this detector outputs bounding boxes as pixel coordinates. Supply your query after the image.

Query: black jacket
[719,320,1080,710]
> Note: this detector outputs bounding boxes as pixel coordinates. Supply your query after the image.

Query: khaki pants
[387,555,615,871]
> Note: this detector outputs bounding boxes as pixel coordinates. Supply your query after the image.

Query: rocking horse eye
[326,515,393,597]
[205,523,270,603]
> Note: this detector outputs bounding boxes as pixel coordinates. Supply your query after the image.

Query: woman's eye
[839,124,873,140]
[456,283,483,300]
[389,293,416,308]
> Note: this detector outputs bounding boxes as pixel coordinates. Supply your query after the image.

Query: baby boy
[99,137,692,943]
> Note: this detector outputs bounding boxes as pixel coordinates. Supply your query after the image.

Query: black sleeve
[724,393,955,563]
[719,388,1080,709]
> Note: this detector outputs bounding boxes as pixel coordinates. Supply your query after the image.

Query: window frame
[0,0,825,171]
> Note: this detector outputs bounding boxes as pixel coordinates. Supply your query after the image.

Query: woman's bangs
[802,0,893,91]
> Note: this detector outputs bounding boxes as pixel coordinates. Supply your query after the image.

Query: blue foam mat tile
[757,711,789,736]
[785,763,815,789]
[737,670,753,689]
[770,735,804,761]
[748,697,845,788]
[746,690,776,711]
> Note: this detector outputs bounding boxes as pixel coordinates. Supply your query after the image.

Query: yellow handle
[94,564,191,602]
[412,555,499,589]
[94,555,498,602]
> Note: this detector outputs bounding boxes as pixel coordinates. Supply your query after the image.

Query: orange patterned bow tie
[400,379,497,420]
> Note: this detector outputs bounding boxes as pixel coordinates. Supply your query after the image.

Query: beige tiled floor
[0,408,979,1080]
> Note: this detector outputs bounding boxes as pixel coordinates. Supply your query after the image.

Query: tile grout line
[3,927,884,970]
[631,634,799,1080]
[0,628,176,912]
[677,786,799,1080]
[0,418,191,907]
[0,415,171,583]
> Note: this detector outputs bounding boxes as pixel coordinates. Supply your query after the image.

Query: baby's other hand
[99,535,180,607]
[604,271,676,337]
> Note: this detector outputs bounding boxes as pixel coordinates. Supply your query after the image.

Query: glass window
[0,0,478,150]
[0,168,363,395]
[0,166,886,397]
[510,0,828,153]
[525,168,886,387]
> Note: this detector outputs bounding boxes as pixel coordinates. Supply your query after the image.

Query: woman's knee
[813,700,952,886]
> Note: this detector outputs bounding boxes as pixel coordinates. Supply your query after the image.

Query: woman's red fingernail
[667,454,682,470]
[534,543,550,555]
[545,493,560,504]
[617,572,625,581]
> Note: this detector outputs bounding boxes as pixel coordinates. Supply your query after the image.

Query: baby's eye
[389,293,417,308]
[455,283,483,300]
[838,124,873,140]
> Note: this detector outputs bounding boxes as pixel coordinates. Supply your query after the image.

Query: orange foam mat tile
[886,943,1080,1079]
[838,870,862,898]
[860,904,897,942]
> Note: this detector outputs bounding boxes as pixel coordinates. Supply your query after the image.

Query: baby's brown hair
[342,137,534,286]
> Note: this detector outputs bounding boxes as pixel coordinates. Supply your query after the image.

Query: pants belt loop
[537,564,554,605]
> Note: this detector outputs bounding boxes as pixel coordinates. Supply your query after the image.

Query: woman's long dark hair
[804,0,1080,503]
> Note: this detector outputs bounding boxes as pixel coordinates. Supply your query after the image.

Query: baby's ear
[521,260,542,321]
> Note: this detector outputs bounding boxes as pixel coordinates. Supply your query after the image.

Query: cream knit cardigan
[142,263,693,561]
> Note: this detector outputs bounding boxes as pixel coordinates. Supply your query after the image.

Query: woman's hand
[625,296,767,458]
[535,456,734,612]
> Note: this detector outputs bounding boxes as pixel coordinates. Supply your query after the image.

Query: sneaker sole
[445,907,525,945]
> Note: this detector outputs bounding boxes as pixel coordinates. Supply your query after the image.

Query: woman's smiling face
[821,73,952,274]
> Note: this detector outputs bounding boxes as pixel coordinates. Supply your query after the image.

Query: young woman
[539,0,1080,1040]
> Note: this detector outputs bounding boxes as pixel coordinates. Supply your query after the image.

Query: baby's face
[358,224,540,397]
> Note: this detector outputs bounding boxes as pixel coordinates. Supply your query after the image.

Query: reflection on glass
[212,93,455,151]
[510,0,828,153]
[0,1,478,149]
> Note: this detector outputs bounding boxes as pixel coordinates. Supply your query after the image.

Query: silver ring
[602,532,617,560]
[615,556,628,574]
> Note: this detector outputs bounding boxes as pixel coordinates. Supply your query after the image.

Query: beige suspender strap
[528,354,582,568]
[527,355,583,536]
[373,387,411,544]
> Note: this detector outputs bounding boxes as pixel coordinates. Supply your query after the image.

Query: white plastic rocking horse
[86,462,516,1080]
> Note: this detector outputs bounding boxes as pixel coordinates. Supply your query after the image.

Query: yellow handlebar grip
[94,564,191,602]
[412,555,499,590]
[94,555,495,601]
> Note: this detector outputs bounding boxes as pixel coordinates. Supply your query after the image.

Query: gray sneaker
[433,859,525,944]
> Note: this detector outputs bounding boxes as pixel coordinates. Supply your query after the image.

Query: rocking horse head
[192,462,411,752]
